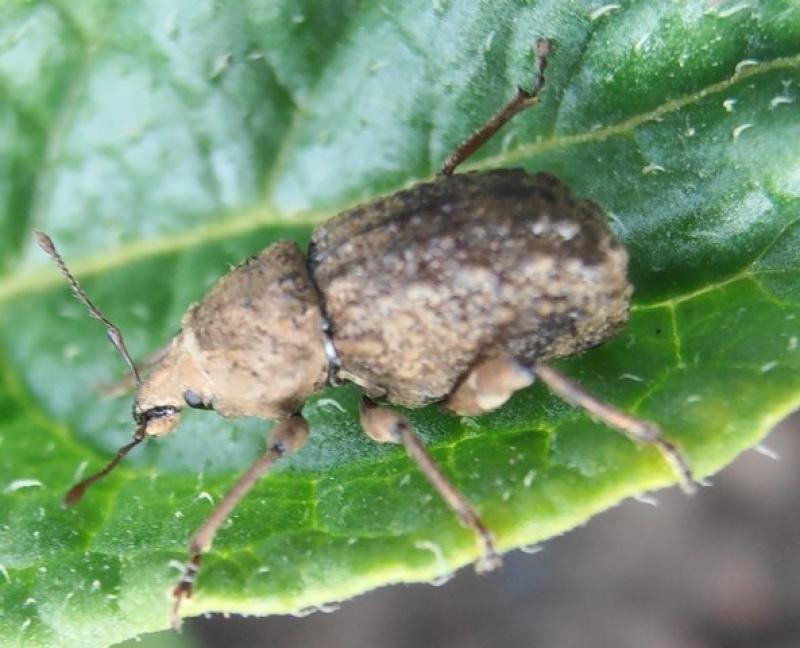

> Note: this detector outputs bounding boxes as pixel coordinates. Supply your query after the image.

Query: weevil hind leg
[533,364,698,495]
[170,415,310,630]
[445,355,696,494]
[440,38,551,175]
[443,353,534,416]
[359,396,501,573]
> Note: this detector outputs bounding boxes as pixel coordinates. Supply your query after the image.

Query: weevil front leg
[170,415,310,630]
[359,396,502,573]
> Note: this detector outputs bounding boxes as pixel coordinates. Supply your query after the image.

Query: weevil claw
[170,587,188,632]
[170,554,201,631]
[656,438,699,496]
[475,549,503,574]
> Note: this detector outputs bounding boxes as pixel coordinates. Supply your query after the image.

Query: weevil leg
[170,415,309,631]
[441,38,551,175]
[533,364,698,495]
[359,396,502,573]
[443,353,535,416]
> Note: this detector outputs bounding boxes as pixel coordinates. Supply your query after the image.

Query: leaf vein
[2,52,798,307]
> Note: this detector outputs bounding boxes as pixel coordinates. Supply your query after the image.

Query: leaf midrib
[2,52,798,306]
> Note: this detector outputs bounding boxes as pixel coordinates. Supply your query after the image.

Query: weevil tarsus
[441,38,552,176]
[170,415,310,631]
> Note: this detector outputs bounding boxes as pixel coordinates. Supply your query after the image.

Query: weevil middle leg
[359,396,502,573]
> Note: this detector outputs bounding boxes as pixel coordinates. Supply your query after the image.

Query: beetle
[37,40,695,630]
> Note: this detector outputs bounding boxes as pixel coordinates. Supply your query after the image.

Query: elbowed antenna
[63,425,147,506]
[36,231,147,505]
[35,231,142,385]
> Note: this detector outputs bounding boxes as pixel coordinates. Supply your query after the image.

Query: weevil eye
[183,390,203,408]
[183,389,214,410]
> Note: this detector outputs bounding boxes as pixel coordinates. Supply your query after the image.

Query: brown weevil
[37,40,696,630]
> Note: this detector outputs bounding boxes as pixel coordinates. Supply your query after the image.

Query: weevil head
[134,403,182,437]
[132,352,185,437]
[132,333,211,436]
[134,241,329,429]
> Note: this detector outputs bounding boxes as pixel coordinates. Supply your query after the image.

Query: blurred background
[120,412,799,648]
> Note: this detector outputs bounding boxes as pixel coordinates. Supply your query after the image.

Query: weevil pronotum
[37,40,696,630]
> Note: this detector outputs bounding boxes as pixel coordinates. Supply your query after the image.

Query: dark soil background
[179,412,800,648]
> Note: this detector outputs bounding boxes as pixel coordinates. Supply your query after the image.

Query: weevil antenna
[35,231,142,386]
[63,424,147,507]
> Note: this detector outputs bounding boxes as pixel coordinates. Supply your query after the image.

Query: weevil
[37,40,696,630]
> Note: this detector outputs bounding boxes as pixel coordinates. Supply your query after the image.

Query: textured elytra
[310,169,631,406]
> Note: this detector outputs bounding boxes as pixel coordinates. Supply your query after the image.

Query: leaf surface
[1,2,799,645]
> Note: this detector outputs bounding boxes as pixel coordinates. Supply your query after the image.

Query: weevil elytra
[37,40,696,630]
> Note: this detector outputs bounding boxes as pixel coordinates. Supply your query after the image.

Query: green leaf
[1,1,799,645]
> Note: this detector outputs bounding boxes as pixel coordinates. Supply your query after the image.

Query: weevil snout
[134,404,182,437]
